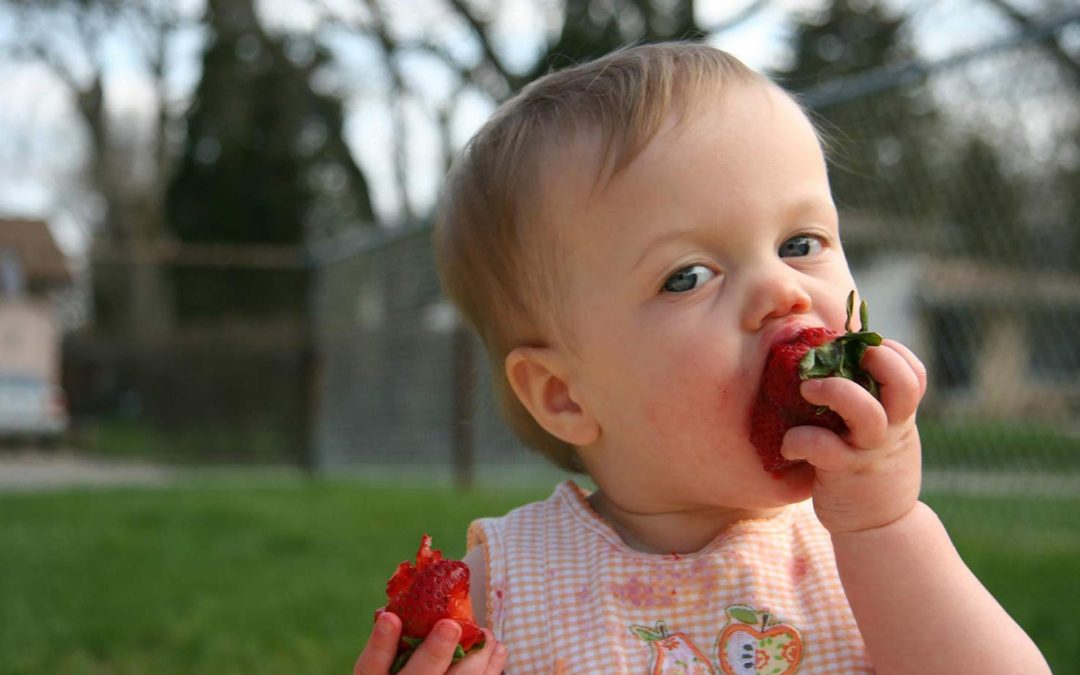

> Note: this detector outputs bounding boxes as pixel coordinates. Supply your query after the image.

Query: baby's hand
[354,613,508,675]
[781,338,927,534]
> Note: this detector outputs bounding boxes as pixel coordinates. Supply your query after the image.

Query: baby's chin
[764,460,816,502]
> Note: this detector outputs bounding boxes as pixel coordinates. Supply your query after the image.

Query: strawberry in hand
[750,292,882,472]
[375,534,485,673]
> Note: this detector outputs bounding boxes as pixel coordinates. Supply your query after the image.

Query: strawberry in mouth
[749,291,882,472]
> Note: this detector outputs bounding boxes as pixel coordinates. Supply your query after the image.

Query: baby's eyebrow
[632,229,697,272]
[786,195,837,220]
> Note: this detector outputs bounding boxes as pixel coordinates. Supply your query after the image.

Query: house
[0,218,72,438]
[856,254,1080,423]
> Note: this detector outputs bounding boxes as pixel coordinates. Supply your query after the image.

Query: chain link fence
[310,225,549,485]
[311,17,1080,494]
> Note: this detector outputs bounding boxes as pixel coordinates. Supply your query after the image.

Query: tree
[979,0,1080,272]
[2,0,198,337]
[1064,124,1080,274]
[525,0,706,81]
[773,0,942,224]
[166,0,375,322]
[944,134,1024,265]
[306,0,770,217]
[981,0,1080,89]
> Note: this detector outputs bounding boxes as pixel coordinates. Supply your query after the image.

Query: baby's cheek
[638,358,741,441]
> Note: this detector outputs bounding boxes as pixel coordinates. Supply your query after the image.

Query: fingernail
[434,621,460,644]
[374,613,393,636]
[802,379,823,393]
[494,643,508,657]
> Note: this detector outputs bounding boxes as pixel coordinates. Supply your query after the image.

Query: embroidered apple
[631,621,718,675]
[716,606,802,675]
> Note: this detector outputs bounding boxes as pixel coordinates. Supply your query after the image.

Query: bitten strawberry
[375,534,485,672]
[750,292,882,471]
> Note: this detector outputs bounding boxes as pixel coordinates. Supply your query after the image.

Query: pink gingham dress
[468,480,872,674]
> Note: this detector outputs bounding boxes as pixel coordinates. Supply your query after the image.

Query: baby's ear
[505,346,599,447]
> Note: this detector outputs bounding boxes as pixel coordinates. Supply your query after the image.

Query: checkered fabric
[467,481,872,674]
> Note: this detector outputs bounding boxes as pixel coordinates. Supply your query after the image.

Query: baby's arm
[831,503,1046,673]
[783,339,1049,674]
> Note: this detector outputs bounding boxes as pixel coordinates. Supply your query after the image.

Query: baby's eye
[779,234,824,258]
[662,264,716,293]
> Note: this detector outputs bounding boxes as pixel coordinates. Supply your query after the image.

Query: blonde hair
[434,42,767,472]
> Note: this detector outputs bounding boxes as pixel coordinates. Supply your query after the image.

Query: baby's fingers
[448,630,508,675]
[481,644,508,675]
[800,377,887,449]
[883,338,928,398]
[781,424,857,472]
[355,613,403,675]
[860,341,925,423]
[399,620,463,675]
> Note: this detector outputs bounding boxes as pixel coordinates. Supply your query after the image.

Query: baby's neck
[585,488,786,555]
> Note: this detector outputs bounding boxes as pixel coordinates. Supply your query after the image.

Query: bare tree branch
[362,0,416,221]
[706,0,770,35]
[120,1,194,205]
[982,0,1080,86]
[441,0,525,91]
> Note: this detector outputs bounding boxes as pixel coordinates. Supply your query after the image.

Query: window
[1028,308,1080,382]
[0,250,25,298]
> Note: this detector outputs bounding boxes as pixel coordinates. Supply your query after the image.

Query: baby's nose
[741,272,812,331]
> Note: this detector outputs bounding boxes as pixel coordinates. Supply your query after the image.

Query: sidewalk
[922,468,1080,498]
[0,449,171,492]
[1,451,1078,497]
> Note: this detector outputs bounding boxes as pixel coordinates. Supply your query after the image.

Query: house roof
[0,218,71,287]
[920,257,1080,309]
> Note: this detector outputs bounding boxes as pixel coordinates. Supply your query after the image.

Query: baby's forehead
[525,81,822,241]
[520,135,612,263]
[532,79,791,199]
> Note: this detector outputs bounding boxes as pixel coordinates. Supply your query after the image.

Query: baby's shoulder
[470,480,579,535]
[462,546,488,627]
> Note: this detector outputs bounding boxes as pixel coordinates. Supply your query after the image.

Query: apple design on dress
[716,605,803,675]
[631,621,718,675]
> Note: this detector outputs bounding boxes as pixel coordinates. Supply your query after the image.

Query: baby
[355,42,1048,674]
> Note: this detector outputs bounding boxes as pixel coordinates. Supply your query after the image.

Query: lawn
[0,476,1076,674]
[919,418,1080,471]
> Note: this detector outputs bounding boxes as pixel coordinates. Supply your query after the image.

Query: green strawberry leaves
[390,635,480,674]
[390,637,424,673]
[798,291,882,399]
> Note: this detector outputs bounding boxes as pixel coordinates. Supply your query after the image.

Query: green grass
[89,416,1080,471]
[922,492,1080,668]
[86,417,295,464]
[0,478,1075,674]
[920,418,1080,471]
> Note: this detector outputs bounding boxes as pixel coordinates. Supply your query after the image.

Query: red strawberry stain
[790,555,809,583]
[609,575,677,609]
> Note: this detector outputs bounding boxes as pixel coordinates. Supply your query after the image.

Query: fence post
[451,324,475,490]
[298,325,319,476]
[300,256,321,476]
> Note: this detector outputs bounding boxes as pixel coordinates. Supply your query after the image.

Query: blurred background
[0,0,1078,673]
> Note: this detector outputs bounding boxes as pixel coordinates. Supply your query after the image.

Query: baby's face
[547,83,858,512]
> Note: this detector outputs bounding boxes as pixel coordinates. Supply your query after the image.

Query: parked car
[0,374,68,442]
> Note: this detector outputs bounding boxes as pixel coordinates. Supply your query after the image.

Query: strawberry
[375,534,485,672]
[750,292,882,471]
